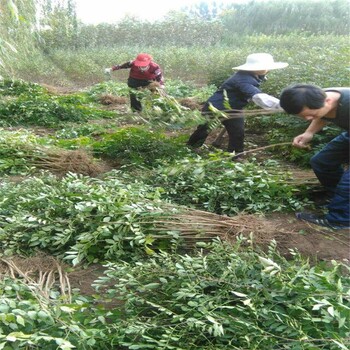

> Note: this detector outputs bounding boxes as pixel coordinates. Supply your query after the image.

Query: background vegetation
[1,0,349,88]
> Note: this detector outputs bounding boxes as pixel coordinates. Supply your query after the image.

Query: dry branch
[0,255,72,303]
[143,208,280,246]
[31,148,106,177]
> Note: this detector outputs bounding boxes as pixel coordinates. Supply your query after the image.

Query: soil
[265,212,349,263]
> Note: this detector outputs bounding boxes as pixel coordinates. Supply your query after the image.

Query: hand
[104,68,112,74]
[292,132,313,149]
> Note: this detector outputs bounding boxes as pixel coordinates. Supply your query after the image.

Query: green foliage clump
[246,115,343,167]
[0,79,46,97]
[147,156,309,215]
[136,90,204,128]
[87,80,130,100]
[54,122,119,139]
[92,126,192,166]
[0,94,115,128]
[164,79,215,100]
[0,94,89,127]
[1,241,349,350]
[55,92,95,105]
[0,129,43,175]
[0,172,180,265]
[0,80,115,128]
[0,277,107,349]
[94,240,350,349]
[269,126,342,167]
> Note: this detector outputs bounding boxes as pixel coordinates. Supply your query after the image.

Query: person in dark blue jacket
[187,53,288,155]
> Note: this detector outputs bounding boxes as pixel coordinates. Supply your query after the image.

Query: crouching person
[280,84,349,230]
[105,53,164,111]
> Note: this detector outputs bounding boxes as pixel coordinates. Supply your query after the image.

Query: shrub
[94,240,350,349]
[145,156,310,215]
[92,126,191,166]
[0,79,46,96]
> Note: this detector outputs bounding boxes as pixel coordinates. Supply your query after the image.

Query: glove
[104,68,112,74]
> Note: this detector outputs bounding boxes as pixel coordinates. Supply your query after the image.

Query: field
[1,1,350,346]
[0,75,349,349]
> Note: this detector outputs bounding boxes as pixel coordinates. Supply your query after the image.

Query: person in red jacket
[105,53,164,111]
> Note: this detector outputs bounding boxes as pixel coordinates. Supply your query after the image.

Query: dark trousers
[127,77,150,112]
[310,132,350,225]
[129,91,142,111]
[187,116,245,153]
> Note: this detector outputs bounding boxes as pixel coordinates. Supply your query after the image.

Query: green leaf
[60,306,75,313]
[143,283,160,290]
[15,315,25,326]
[231,291,248,298]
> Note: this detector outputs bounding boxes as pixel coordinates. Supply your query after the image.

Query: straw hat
[233,53,288,71]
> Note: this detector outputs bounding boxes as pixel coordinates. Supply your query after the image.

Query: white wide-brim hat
[233,53,288,71]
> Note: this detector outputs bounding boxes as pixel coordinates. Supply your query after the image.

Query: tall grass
[1,0,349,90]
[11,34,349,92]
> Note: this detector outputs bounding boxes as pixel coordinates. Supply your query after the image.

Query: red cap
[134,53,152,67]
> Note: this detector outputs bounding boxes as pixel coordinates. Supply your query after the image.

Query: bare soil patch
[265,212,349,263]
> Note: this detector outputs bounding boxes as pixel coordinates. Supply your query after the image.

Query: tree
[220,0,349,35]
[183,1,230,21]
[38,0,79,51]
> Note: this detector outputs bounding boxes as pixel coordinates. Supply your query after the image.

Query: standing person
[105,53,164,112]
[280,84,349,230]
[186,53,288,156]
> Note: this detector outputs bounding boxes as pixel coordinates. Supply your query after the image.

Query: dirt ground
[265,212,349,262]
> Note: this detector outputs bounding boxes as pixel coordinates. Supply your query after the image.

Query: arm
[252,93,283,110]
[112,61,132,71]
[153,65,164,86]
[292,119,328,149]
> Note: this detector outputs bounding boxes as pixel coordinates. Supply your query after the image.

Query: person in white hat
[105,53,164,111]
[187,53,288,157]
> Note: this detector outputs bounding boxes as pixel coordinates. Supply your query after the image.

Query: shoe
[296,212,350,230]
